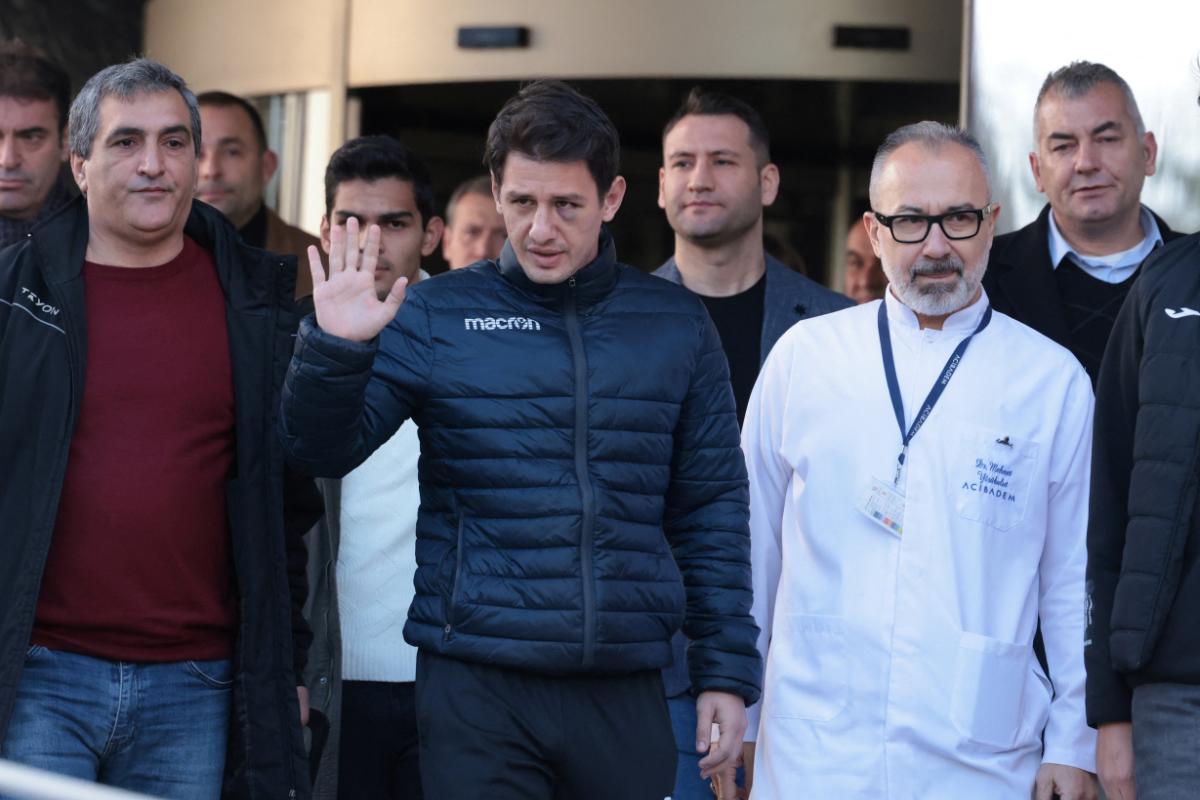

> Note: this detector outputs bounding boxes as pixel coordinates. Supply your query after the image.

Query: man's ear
[1142,131,1158,178]
[261,148,279,187]
[601,175,627,223]
[319,214,332,255]
[70,153,87,194]
[421,216,445,256]
[491,174,503,214]
[1029,151,1045,194]
[760,162,780,208]
[58,128,68,161]
[862,212,884,259]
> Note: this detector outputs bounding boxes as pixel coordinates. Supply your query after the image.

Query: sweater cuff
[1086,682,1133,728]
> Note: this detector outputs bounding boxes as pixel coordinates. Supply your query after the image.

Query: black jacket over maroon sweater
[0,197,317,799]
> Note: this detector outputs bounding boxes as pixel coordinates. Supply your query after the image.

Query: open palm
[309,217,408,342]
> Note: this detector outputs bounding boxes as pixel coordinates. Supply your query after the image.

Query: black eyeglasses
[873,204,996,244]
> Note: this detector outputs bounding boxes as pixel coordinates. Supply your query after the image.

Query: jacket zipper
[564,277,597,668]
[445,511,466,639]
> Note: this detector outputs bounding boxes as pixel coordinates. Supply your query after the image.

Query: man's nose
[688,161,713,191]
[529,204,554,241]
[139,145,165,177]
[1074,139,1100,174]
[920,220,953,258]
[0,136,20,169]
[198,150,219,179]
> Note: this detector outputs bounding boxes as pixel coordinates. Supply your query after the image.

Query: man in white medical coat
[741,121,1098,799]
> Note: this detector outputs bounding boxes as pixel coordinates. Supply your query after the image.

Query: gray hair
[69,58,201,159]
[1033,61,1145,143]
[868,121,992,209]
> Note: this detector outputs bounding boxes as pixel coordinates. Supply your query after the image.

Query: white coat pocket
[950,631,1029,751]
[767,614,847,722]
[954,426,1038,531]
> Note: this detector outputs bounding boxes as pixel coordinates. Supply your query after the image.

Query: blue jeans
[2,645,232,799]
[667,694,744,800]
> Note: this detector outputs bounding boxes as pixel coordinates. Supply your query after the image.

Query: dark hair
[197,90,268,152]
[324,135,436,227]
[446,175,493,226]
[0,40,70,131]
[662,87,771,166]
[70,58,200,158]
[484,80,620,196]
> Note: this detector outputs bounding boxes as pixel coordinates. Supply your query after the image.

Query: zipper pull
[568,277,576,288]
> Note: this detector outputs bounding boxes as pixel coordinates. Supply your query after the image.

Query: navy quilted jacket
[281,234,762,704]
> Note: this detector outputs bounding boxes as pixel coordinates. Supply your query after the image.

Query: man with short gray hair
[741,121,1097,798]
[0,58,311,798]
[983,61,1182,384]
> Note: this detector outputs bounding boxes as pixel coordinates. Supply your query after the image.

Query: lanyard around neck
[877,299,992,485]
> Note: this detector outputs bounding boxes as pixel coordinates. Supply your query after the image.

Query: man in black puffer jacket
[1087,230,1200,800]
[281,80,761,800]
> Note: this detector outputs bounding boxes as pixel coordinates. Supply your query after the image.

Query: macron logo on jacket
[464,316,542,331]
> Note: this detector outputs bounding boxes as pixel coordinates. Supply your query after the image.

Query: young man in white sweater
[302,135,444,800]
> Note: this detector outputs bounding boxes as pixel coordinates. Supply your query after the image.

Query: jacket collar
[29,196,291,312]
[988,204,1069,346]
[655,251,821,366]
[498,226,619,307]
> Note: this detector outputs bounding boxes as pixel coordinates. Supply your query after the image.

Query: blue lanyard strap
[877,299,992,483]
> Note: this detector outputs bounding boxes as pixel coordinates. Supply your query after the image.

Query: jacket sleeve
[664,314,762,706]
[1038,362,1097,770]
[1084,278,1145,727]
[738,331,794,741]
[280,292,435,477]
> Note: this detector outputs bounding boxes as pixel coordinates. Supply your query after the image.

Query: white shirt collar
[1047,206,1163,284]
[883,284,990,334]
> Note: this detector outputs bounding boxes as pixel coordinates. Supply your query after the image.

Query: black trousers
[415,651,676,800]
[338,680,423,800]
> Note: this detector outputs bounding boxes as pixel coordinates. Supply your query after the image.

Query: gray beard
[891,256,982,317]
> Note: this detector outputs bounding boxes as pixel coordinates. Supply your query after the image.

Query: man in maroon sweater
[0,59,312,799]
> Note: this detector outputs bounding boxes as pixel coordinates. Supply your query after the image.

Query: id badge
[857,477,905,536]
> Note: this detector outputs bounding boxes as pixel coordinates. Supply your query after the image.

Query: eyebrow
[666,148,741,159]
[503,190,587,204]
[892,203,977,214]
[106,124,192,142]
[333,210,414,223]
[15,126,50,136]
[216,135,249,148]
[1047,120,1122,141]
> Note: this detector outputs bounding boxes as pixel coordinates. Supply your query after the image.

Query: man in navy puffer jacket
[280,80,761,800]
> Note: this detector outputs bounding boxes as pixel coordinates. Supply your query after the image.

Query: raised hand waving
[308,217,408,342]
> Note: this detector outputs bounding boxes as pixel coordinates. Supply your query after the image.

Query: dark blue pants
[415,651,675,800]
[338,680,422,800]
